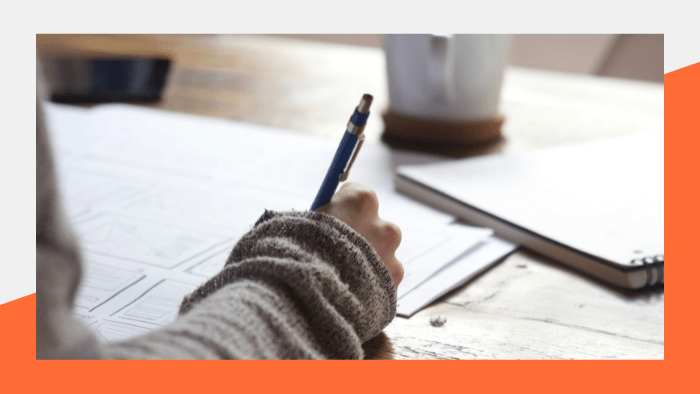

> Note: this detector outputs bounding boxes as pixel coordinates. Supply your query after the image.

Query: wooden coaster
[382,111,505,157]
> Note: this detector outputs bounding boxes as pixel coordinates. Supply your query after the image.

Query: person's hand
[316,182,404,289]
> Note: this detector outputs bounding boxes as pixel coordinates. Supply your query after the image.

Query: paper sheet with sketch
[45,102,514,342]
[397,237,517,317]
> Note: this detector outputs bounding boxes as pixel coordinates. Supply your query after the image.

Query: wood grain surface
[36,34,664,359]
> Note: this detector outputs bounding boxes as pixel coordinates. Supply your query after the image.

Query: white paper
[397,237,517,317]
[44,102,507,341]
[396,224,492,299]
[396,131,663,265]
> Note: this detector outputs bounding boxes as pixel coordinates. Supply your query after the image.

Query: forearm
[105,210,396,359]
[105,279,327,359]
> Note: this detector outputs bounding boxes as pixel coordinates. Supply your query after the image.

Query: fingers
[335,182,379,218]
[385,255,405,289]
[379,219,402,253]
[369,219,403,289]
[316,182,404,289]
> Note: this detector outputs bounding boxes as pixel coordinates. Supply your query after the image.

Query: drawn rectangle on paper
[118,185,300,232]
[187,248,231,278]
[73,214,231,269]
[123,297,179,322]
[83,105,269,176]
[93,321,153,343]
[73,311,92,322]
[74,262,144,310]
[56,168,155,219]
[113,280,198,326]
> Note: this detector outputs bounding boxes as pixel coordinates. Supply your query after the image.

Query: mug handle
[428,34,455,104]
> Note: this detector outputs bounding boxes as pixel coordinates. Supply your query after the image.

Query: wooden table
[36,34,664,359]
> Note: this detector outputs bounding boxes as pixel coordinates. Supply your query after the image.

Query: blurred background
[36,34,664,154]
[270,34,663,83]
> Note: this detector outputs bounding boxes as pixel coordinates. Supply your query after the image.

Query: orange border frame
[6,62,694,393]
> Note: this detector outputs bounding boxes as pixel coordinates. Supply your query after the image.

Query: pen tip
[358,94,373,114]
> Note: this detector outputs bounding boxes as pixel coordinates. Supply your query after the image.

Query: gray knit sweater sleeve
[35,92,396,360]
[104,210,397,359]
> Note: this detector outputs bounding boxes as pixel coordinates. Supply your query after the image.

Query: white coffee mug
[384,34,511,122]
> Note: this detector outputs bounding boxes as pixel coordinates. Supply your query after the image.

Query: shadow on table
[362,331,395,360]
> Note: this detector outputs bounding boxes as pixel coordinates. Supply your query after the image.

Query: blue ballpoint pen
[310,94,373,211]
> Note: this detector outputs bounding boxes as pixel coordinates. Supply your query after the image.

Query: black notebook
[396,132,664,289]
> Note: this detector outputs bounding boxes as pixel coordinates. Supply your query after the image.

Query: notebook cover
[396,132,664,272]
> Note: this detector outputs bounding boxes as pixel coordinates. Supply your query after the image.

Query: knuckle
[358,189,379,211]
[394,261,405,283]
[389,258,404,286]
[347,187,379,214]
[381,221,402,250]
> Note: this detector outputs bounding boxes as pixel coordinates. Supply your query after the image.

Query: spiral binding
[629,254,664,287]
